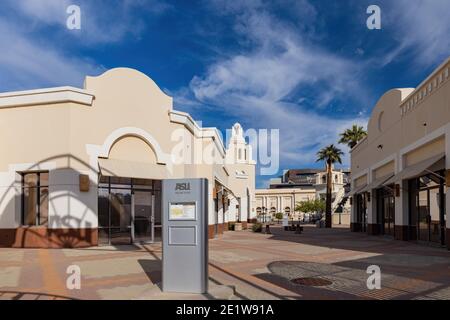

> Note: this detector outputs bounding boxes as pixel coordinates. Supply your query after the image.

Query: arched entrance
[91,128,169,245]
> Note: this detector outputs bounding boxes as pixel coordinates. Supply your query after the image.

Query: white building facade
[0,68,256,248]
[349,57,450,250]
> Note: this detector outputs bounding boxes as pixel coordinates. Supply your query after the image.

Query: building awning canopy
[346,184,367,197]
[98,158,168,180]
[383,153,445,186]
[359,174,395,193]
[214,176,237,199]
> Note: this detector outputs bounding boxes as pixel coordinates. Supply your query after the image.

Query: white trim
[400,57,450,105]
[170,110,226,157]
[0,86,94,108]
[86,127,172,178]
[9,162,57,173]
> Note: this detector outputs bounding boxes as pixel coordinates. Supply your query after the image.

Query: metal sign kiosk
[162,179,208,294]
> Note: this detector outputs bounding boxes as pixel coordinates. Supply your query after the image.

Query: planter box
[234,223,243,231]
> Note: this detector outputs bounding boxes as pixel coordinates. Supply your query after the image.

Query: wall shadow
[0,154,99,248]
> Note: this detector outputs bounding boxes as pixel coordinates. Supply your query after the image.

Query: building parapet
[0,86,95,109]
[400,59,450,117]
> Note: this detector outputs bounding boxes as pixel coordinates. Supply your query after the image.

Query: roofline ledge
[0,86,95,109]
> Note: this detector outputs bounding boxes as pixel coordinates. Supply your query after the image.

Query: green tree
[295,199,325,215]
[339,125,367,149]
[316,145,344,228]
[314,199,326,213]
[275,212,284,223]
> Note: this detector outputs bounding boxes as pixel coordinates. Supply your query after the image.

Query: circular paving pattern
[291,277,333,287]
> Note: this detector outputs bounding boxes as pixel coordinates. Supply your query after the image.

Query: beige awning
[214,176,236,198]
[383,153,445,186]
[359,174,395,193]
[346,184,367,197]
[98,158,168,180]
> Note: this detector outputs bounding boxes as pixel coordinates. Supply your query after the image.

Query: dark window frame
[21,171,49,226]
[408,170,446,245]
[97,175,161,245]
[376,186,395,237]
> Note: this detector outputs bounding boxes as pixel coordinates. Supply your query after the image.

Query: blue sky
[1,0,449,187]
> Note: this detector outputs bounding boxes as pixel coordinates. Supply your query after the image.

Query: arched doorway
[95,132,168,245]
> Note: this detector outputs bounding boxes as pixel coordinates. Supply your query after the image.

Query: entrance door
[133,191,153,243]
[416,187,445,245]
[417,190,430,242]
[110,189,132,245]
[429,187,442,244]
[98,177,162,245]
[383,196,395,237]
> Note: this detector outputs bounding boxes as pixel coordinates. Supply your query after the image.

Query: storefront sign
[79,174,90,192]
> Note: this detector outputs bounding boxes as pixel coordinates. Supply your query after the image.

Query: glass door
[417,190,430,242]
[98,177,163,245]
[110,189,132,245]
[133,191,153,243]
[153,188,162,242]
[415,175,445,245]
[429,187,442,244]
[383,196,395,237]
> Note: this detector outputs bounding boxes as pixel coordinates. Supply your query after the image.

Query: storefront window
[377,187,395,236]
[409,171,446,246]
[21,172,49,226]
[98,176,161,245]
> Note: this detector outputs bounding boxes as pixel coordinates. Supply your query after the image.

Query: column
[367,170,380,235]
[368,189,378,235]
[445,127,450,249]
[350,197,357,231]
[350,179,357,231]
[394,179,409,241]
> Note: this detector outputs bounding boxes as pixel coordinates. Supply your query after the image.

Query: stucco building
[349,57,450,249]
[0,68,256,248]
[256,168,351,224]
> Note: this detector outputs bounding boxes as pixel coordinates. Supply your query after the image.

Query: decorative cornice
[400,59,450,117]
[0,86,95,109]
[169,110,226,157]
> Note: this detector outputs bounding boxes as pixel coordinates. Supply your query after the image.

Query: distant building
[255,168,351,224]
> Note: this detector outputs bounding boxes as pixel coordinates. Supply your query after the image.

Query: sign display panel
[169,203,196,220]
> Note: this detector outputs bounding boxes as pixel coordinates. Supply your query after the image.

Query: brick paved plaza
[1,225,450,300]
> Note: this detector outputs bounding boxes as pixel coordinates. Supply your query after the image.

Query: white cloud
[182,2,368,172]
[6,0,171,44]
[12,0,71,25]
[0,0,170,91]
[384,0,450,66]
[0,19,103,91]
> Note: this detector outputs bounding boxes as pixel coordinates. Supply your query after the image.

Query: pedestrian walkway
[0,226,449,300]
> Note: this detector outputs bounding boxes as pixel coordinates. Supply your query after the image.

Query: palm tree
[316,145,344,228]
[339,125,367,149]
